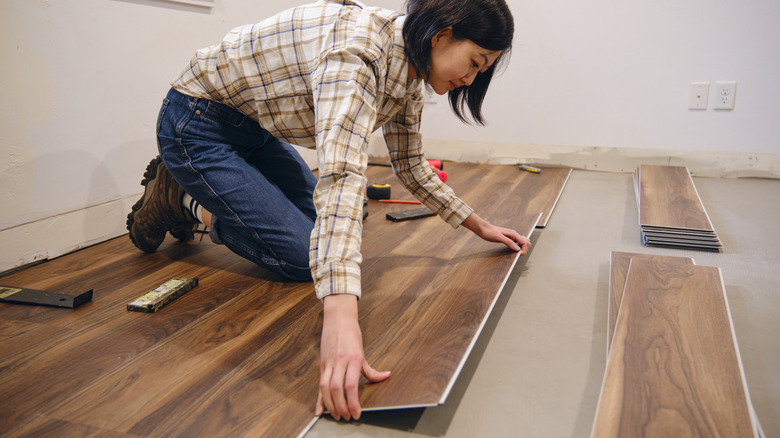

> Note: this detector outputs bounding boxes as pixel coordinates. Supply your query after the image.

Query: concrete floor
[308,169,780,437]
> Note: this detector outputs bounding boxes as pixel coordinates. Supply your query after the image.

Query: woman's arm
[315,294,391,421]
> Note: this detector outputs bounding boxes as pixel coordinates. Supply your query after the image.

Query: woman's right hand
[315,294,391,421]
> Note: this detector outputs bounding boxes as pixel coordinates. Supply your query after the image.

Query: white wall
[420,0,780,155]
[1,0,778,272]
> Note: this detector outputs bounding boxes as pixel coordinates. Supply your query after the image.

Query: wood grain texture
[636,165,716,232]
[594,258,756,438]
[634,165,721,251]
[510,166,571,228]
[607,252,694,353]
[0,238,320,438]
[0,162,569,437]
[366,162,570,228]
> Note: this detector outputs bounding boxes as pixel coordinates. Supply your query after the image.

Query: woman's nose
[462,69,478,86]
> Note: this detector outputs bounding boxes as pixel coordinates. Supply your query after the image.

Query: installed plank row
[0,162,570,438]
[633,165,721,251]
[594,253,759,437]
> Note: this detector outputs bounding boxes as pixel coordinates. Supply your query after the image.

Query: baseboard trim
[0,195,138,274]
[367,136,779,179]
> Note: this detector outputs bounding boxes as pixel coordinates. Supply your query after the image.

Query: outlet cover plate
[714,81,737,110]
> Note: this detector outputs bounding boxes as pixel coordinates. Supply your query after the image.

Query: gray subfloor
[308,169,779,437]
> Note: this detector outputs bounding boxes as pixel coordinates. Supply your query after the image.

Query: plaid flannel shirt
[171,0,473,299]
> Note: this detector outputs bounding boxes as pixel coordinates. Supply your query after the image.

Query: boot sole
[126,156,163,253]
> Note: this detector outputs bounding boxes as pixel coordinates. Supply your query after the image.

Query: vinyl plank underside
[0,162,567,437]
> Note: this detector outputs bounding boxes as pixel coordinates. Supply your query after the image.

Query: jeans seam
[176,135,285,266]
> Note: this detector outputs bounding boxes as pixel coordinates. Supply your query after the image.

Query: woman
[127,0,529,421]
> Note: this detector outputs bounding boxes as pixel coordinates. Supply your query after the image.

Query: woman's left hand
[461,212,532,255]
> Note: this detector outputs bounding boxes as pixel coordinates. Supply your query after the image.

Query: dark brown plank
[0,162,569,437]
[359,212,541,408]
[515,166,572,228]
[46,280,318,437]
[607,251,694,352]
[359,162,546,408]
[7,415,138,438]
[594,258,756,437]
[366,162,570,228]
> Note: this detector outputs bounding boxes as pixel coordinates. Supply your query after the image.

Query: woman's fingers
[318,365,337,419]
[362,361,392,383]
[344,359,363,420]
[315,391,324,416]
[330,360,350,420]
[317,359,392,421]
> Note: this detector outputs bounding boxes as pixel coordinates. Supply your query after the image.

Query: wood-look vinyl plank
[0,317,66,358]
[0,237,262,329]
[515,167,572,228]
[359,213,541,409]
[607,252,694,353]
[359,163,546,408]
[9,415,141,438]
[0,242,292,434]
[366,162,570,229]
[1,162,570,437]
[593,258,756,438]
[44,278,315,435]
[636,165,716,232]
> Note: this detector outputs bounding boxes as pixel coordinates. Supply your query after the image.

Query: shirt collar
[389,15,423,99]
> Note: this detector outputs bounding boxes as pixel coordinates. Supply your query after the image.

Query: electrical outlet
[689,82,709,110]
[714,81,737,110]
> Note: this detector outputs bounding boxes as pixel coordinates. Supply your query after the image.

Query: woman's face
[425,27,501,95]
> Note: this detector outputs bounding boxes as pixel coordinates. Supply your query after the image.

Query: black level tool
[386,207,435,222]
[0,285,93,309]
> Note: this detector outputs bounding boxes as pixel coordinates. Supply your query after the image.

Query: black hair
[403,0,514,125]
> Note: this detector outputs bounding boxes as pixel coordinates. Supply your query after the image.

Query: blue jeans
[156,88,317,281]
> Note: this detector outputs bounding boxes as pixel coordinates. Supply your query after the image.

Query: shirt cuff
[419,194,473,229]
[313,260,363,300]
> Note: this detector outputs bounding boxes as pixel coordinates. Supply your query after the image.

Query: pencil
[518,164,541,173]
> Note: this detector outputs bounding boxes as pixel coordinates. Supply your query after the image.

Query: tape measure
[367,183,392,200]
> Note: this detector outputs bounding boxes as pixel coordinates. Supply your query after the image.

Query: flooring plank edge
[537,168,573,229]
[438,212,542,405]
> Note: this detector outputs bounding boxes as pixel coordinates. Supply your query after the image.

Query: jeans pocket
[203,101,247,128]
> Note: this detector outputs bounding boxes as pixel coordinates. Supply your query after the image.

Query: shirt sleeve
[383,92,474,228]
[309,50,379,300]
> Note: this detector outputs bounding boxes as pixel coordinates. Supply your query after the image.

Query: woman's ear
[431,26,453,48]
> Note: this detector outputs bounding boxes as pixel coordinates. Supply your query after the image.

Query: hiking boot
[126,156,198,253]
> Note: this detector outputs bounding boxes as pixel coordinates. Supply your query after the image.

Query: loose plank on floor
[636,165,716,232]
[607,251,694,353]
[594,258,756,438]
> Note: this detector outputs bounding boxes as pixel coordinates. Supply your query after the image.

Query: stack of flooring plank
[0,162,571,438]
[633,165,722,251]
[592,251,762,437]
